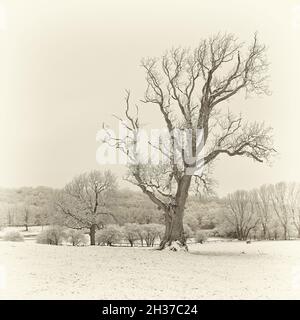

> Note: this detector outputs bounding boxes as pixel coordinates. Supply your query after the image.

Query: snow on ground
[0,240,300,299]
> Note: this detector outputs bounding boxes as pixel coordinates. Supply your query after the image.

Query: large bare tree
[55,170,117,245]
[104,33,275,250]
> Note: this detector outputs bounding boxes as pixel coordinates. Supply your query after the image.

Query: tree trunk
[89,224,97,246]
[245,230,250,241]
[159,207,187,250]
[159,175,191,251]
[24,224,28,232]
[261,223,267,240]
[283,226,287,240]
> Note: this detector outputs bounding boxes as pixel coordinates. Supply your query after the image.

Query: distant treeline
[1,181,300,241]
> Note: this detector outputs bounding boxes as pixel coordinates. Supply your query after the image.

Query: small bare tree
[269,182,292,240]
[253,185,272,239]
[55,170,117,245]
[291,206,300,238]
[104,33,275,250]
[6,205,16,226]
[225,190,259,240]
[23,207,30,231]
[288,183,300,238]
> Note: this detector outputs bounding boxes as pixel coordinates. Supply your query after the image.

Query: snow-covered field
[0,240,300,299]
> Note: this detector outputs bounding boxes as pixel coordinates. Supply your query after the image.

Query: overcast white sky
[0,0,299,196]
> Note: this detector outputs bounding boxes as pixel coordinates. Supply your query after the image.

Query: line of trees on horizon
[221,182,300,241]
[1,171,300,244]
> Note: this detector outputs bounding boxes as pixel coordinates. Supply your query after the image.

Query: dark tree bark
[89,224,97,246]
[283,226,288,240]
[159,175,191,250]
[159,208,186,249]
[24,208,30,232]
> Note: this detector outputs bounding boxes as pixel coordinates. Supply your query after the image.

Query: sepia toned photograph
[0,0,300,302]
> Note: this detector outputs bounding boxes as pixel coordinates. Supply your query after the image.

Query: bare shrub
[141,224,164,247]
[195,230,208,244]
[96,224,123,246]
[65,229,87,246]
[3,230,24,242]
[122,223,140,247]
[36,226,66,245]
